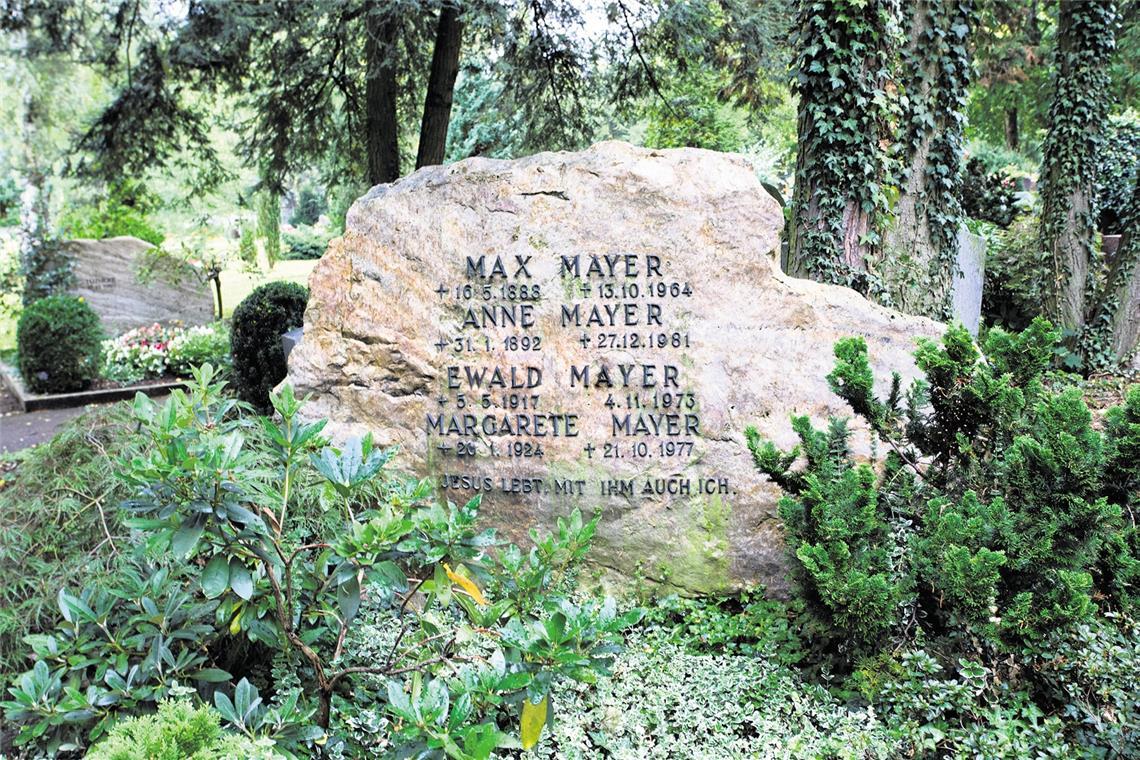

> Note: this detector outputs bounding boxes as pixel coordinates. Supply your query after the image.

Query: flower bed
[102,322,230,382]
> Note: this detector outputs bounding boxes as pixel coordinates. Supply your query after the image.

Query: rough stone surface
[66,237,215,336]
[286,141,944,594]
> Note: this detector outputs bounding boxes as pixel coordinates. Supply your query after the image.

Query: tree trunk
[364,4,401,185]
[881,0,973,321]
[1004,108,1019,151]
[1103,182,1140,362]
[1039,0,1114,335]
[787,0,897,296]
[416,3,464,169]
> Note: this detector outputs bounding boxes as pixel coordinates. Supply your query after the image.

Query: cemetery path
[0,402,90,454]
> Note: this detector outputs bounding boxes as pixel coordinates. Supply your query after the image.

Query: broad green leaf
[337,575,361,624]
[202,555,230,599]
[229,562,254,601]
[171,520,205,558]
[191,668,232,683]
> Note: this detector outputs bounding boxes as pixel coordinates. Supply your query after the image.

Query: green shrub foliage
[959,157,1018,228]
[281,227,332,260]
[750,319,1138,661]
[85,698,283,760]
[981,212,1050,332]
[230,281,308,410]
[238,223,257,265]
[16,294,104,393]
[0,404,133,675]
[1096,111,1140,234]
[290,185,326,227]
[4,368,640,756]
[57,181,165,246]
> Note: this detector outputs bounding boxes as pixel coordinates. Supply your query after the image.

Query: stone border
[0,362,186,413]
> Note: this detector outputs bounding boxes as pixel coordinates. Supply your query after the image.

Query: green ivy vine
[1038,0,1116,340]
[892,0,975,320]
[788,0,901,298]
[18,176,73,306]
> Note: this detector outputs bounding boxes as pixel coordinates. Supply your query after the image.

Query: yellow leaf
[229,607,243,635]
[443,563,488,606]
[520,694,548,750]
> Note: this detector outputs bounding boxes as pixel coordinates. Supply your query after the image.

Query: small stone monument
[66,237,215,336]
[952,227,986,336]
[286,142,943,593]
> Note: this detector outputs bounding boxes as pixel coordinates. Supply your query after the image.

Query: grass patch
[216,260,316,318]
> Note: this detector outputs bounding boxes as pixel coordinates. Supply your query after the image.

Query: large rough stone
[286,141,943,594]
[65,237,215,336]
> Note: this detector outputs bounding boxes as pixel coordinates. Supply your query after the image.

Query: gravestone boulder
[286,141,944,594]
[66,236,215,336]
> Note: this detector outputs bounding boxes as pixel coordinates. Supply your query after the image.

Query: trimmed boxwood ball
[230,281,308,410]
[16,295,104,393]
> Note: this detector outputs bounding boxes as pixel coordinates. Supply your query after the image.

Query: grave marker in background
[66,237,214,336]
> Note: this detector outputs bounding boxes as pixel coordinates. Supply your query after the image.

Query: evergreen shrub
[85,699,282,760]
[960,157,1018,228]
[281,228,331,260]
[230,281,308,410]
[16,295,103,393]
[749,319,1139,663]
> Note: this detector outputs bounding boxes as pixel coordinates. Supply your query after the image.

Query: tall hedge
[230,281,308,410]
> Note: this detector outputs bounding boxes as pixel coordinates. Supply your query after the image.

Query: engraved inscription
[426,246,731,500]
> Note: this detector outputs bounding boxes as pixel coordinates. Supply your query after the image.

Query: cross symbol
[583,443,596,459]
[436,395,448,406]
[434,337,449,351]
[579,333,591,348]
[435,284,448,299]
[437,442,453,454]
[579,283,592,297]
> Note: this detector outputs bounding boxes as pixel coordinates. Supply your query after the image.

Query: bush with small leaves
[750,319,1138,664]
[85,698,283,760]
[16,294,104,393]
[229,281,308,410]
[960,157,1019,228]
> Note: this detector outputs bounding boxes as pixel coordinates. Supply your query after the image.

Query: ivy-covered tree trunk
[416,3,464,169]
[18,55,72,305]
[364,6,401,185]
[1039,0,1116,335]
[882,0,974,320]
[788,0,900,299]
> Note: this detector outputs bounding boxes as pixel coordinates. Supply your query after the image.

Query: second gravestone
[66,236,215,336]
[286,141,943,594]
